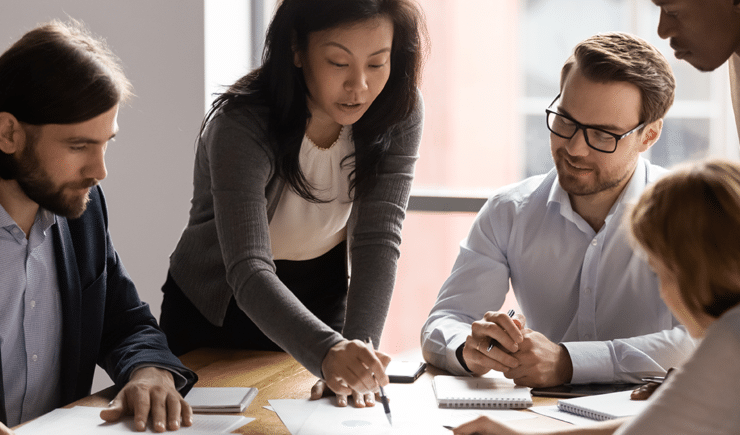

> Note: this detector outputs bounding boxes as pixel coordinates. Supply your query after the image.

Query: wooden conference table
[70,348,572,434]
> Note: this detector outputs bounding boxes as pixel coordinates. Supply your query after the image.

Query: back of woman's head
[631,159,740,318]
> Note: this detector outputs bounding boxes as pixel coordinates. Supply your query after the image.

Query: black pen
[487,309,516,352]
[366,338,392,426]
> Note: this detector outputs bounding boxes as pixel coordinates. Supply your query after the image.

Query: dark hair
[560,32,675,126]
[0,19,132,179]
[631,159,740,318]
[204,0,428,201]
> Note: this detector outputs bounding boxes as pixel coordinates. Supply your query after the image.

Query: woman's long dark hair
[202,0,427,201]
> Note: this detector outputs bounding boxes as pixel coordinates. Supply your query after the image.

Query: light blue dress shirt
[0,204,62,427]
[421,158,697,383]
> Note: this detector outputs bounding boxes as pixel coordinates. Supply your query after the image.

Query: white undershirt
[269,126,355,261]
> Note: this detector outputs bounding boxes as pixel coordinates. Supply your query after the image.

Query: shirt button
[31,300,36,308]
[591,238,598,246]
[32,354,38,362]
[584,334,591,340]
[584,288,591,294]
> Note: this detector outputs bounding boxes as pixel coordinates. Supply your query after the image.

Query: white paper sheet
[16,406,253,434]
[529,405,602,426]
[270,392,536,435]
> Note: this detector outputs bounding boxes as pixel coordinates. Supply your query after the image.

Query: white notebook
[557,390,651,421]
[186,387,258,413]
[432,375,533,409]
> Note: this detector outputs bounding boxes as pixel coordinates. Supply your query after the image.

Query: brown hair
[560,32,675,126]
[0,19,132,179]
[631,159,740,318]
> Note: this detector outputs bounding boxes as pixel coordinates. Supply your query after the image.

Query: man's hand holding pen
[461,309,573,388]
[461,310,525,375]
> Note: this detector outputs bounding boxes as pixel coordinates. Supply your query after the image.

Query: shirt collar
[36,208,57,233]
[0,202,15,230]
[0,202,58,236]
[547,157,649,225]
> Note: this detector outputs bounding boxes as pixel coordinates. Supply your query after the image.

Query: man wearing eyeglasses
[421,32,696,388]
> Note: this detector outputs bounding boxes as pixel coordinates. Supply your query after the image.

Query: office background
[3,0,738,393]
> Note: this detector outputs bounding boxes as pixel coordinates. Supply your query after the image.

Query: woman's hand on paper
[311,379,381,407]
[314,339,390,407]
[99,366,193,432]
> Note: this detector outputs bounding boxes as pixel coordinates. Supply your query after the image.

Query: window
[383,0,738,357]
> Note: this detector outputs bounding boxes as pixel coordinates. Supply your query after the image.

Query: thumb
[99,395,126,422]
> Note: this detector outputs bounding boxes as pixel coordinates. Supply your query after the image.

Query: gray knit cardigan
[168,93,424,377]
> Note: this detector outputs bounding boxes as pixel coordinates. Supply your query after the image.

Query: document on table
[270,398,449,435]
[15,406,253,434]
[269,376,536,435]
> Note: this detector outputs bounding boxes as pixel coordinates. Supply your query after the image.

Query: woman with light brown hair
[453,159,740,434]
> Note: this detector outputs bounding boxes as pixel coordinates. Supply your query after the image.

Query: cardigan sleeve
[205,107,345,378]
[341,92,425,347]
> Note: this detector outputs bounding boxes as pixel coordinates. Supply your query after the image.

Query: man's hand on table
[0,422,15,435]
[99,367,193,432]
[312,339,391,407]
[503,329,573,388]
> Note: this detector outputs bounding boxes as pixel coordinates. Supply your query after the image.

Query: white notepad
[432,375,533,409]
[557,390,651,421]
[186,387,258,413]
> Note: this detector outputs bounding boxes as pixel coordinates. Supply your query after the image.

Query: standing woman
[160,0,428,407]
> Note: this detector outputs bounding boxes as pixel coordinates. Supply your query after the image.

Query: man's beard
[553,148,627,197]
[13,143,97,219]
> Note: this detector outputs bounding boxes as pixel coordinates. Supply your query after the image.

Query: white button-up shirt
[0,205,62,426]
[421,158,696,383]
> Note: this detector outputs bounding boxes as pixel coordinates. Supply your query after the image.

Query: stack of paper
[186,387,258,413]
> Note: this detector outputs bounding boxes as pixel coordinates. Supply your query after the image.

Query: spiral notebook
[432,375,533,409]
[557,390,651,421]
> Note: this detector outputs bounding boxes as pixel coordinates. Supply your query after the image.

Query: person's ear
[0,112,24,154]
[639,118,663,152]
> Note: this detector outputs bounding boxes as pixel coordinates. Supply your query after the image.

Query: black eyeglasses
[545,94,645,154]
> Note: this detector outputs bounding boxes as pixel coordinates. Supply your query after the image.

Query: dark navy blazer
[0,186,196,425]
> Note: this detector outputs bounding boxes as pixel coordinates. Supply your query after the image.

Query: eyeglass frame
[545,94,645,154]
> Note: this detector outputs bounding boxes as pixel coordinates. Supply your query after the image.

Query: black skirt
[160,241,348,356]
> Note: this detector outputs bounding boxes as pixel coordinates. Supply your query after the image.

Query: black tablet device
[386,361,427,383]
[530,383,643,398]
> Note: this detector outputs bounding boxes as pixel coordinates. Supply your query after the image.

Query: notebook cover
[557,390,651,421]
[432,375,533,409]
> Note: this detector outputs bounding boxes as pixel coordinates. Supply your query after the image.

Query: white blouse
[269,126,355,261]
